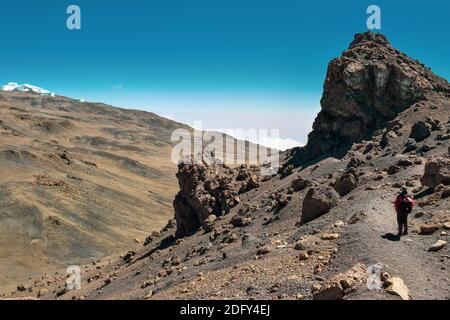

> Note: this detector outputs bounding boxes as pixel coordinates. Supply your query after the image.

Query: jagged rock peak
[288,32,449,166]
[341,32,449,93]
[349,32,391,49]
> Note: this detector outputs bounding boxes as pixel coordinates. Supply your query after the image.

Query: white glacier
[1,82,55,96]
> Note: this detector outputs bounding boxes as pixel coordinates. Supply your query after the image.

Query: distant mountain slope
[0,91,269,288]
[0,91,188,286]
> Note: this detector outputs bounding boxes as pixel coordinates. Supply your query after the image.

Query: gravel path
[331,190,450,299]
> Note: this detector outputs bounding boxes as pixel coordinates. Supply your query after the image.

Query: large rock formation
[301,186,340,224]
[333,172,357,196]
[290,32,449,166]
[421,156,450,188]
[173,160,240,237]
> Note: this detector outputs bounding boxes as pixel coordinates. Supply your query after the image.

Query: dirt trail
[333,190,449,299]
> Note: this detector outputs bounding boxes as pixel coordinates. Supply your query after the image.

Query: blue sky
[0,1,449,148]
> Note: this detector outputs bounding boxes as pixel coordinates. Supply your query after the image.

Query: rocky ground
[1,32,449,300]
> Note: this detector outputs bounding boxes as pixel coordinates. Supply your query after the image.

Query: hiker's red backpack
[400,195,414,213]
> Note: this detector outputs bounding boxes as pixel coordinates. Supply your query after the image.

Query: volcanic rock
[428,240,447,252]
[301,186,340,224]
[333,173,357,196]
[420,157,450,188]
[288,32,449,166]
[410,121,432,142]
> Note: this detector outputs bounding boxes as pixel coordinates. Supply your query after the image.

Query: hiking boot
[403,230,408,236]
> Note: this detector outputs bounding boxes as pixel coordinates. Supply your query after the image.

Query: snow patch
[1,82,55,96]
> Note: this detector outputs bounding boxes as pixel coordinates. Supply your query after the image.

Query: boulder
[420,157,450,188]
[294,240,307,251]
[419,144,433,153]
[441,187,450,199]
[301,186,340,224]
[381,131,397,148]
[236,167,250,181]
[161,219,176,232]
[144,231,160,246]
[239,175,260,194]
[396,159,413,167]
[385,277,411,300]
[419,224,440,235]
[312,263,366,300]
[425,116,440,130]
[347,157,365,169]
[17,284,29,292]
[333,173,357,196]
[334,220,345,227]
[387,165,401,175]
[122,250,136,263]
[428,240,447,252]
[410,121,432,142]
[313,285,344,300]
[404,139,418,153]
[269,192,291,211]
[414,211,424,218]
[230,215,251,228]
[291,176,310,191]
[256,246,271,255]
[321,233,340,240]
[222,232,238,243]
[298,251,309,260]
[37,289,48,298]
[203,215,217,233]
[281,164,295,178]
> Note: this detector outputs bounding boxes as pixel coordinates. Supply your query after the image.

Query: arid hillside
[0,91,268,289]
[0,92,190,287]
[2,32,450,300]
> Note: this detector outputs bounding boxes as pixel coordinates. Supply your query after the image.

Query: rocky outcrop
[291,176,310,191]
[173,161,240,237]
[289,32,449,166]
[410,121,432,142]
[410,117,441,142]
[384,277,411,300]
[238,174,260,194]
[301,186,340,224]
[420,156,450,188]
[333,173,357,196]
[312,263,366,300]
[428,240,447,252]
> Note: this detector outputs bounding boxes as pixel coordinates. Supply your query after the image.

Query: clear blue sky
[0,0,448,147]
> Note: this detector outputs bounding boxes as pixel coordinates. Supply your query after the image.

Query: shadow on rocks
[382,233,401,241]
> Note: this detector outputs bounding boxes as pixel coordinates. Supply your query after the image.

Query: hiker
[394,186,415,236]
